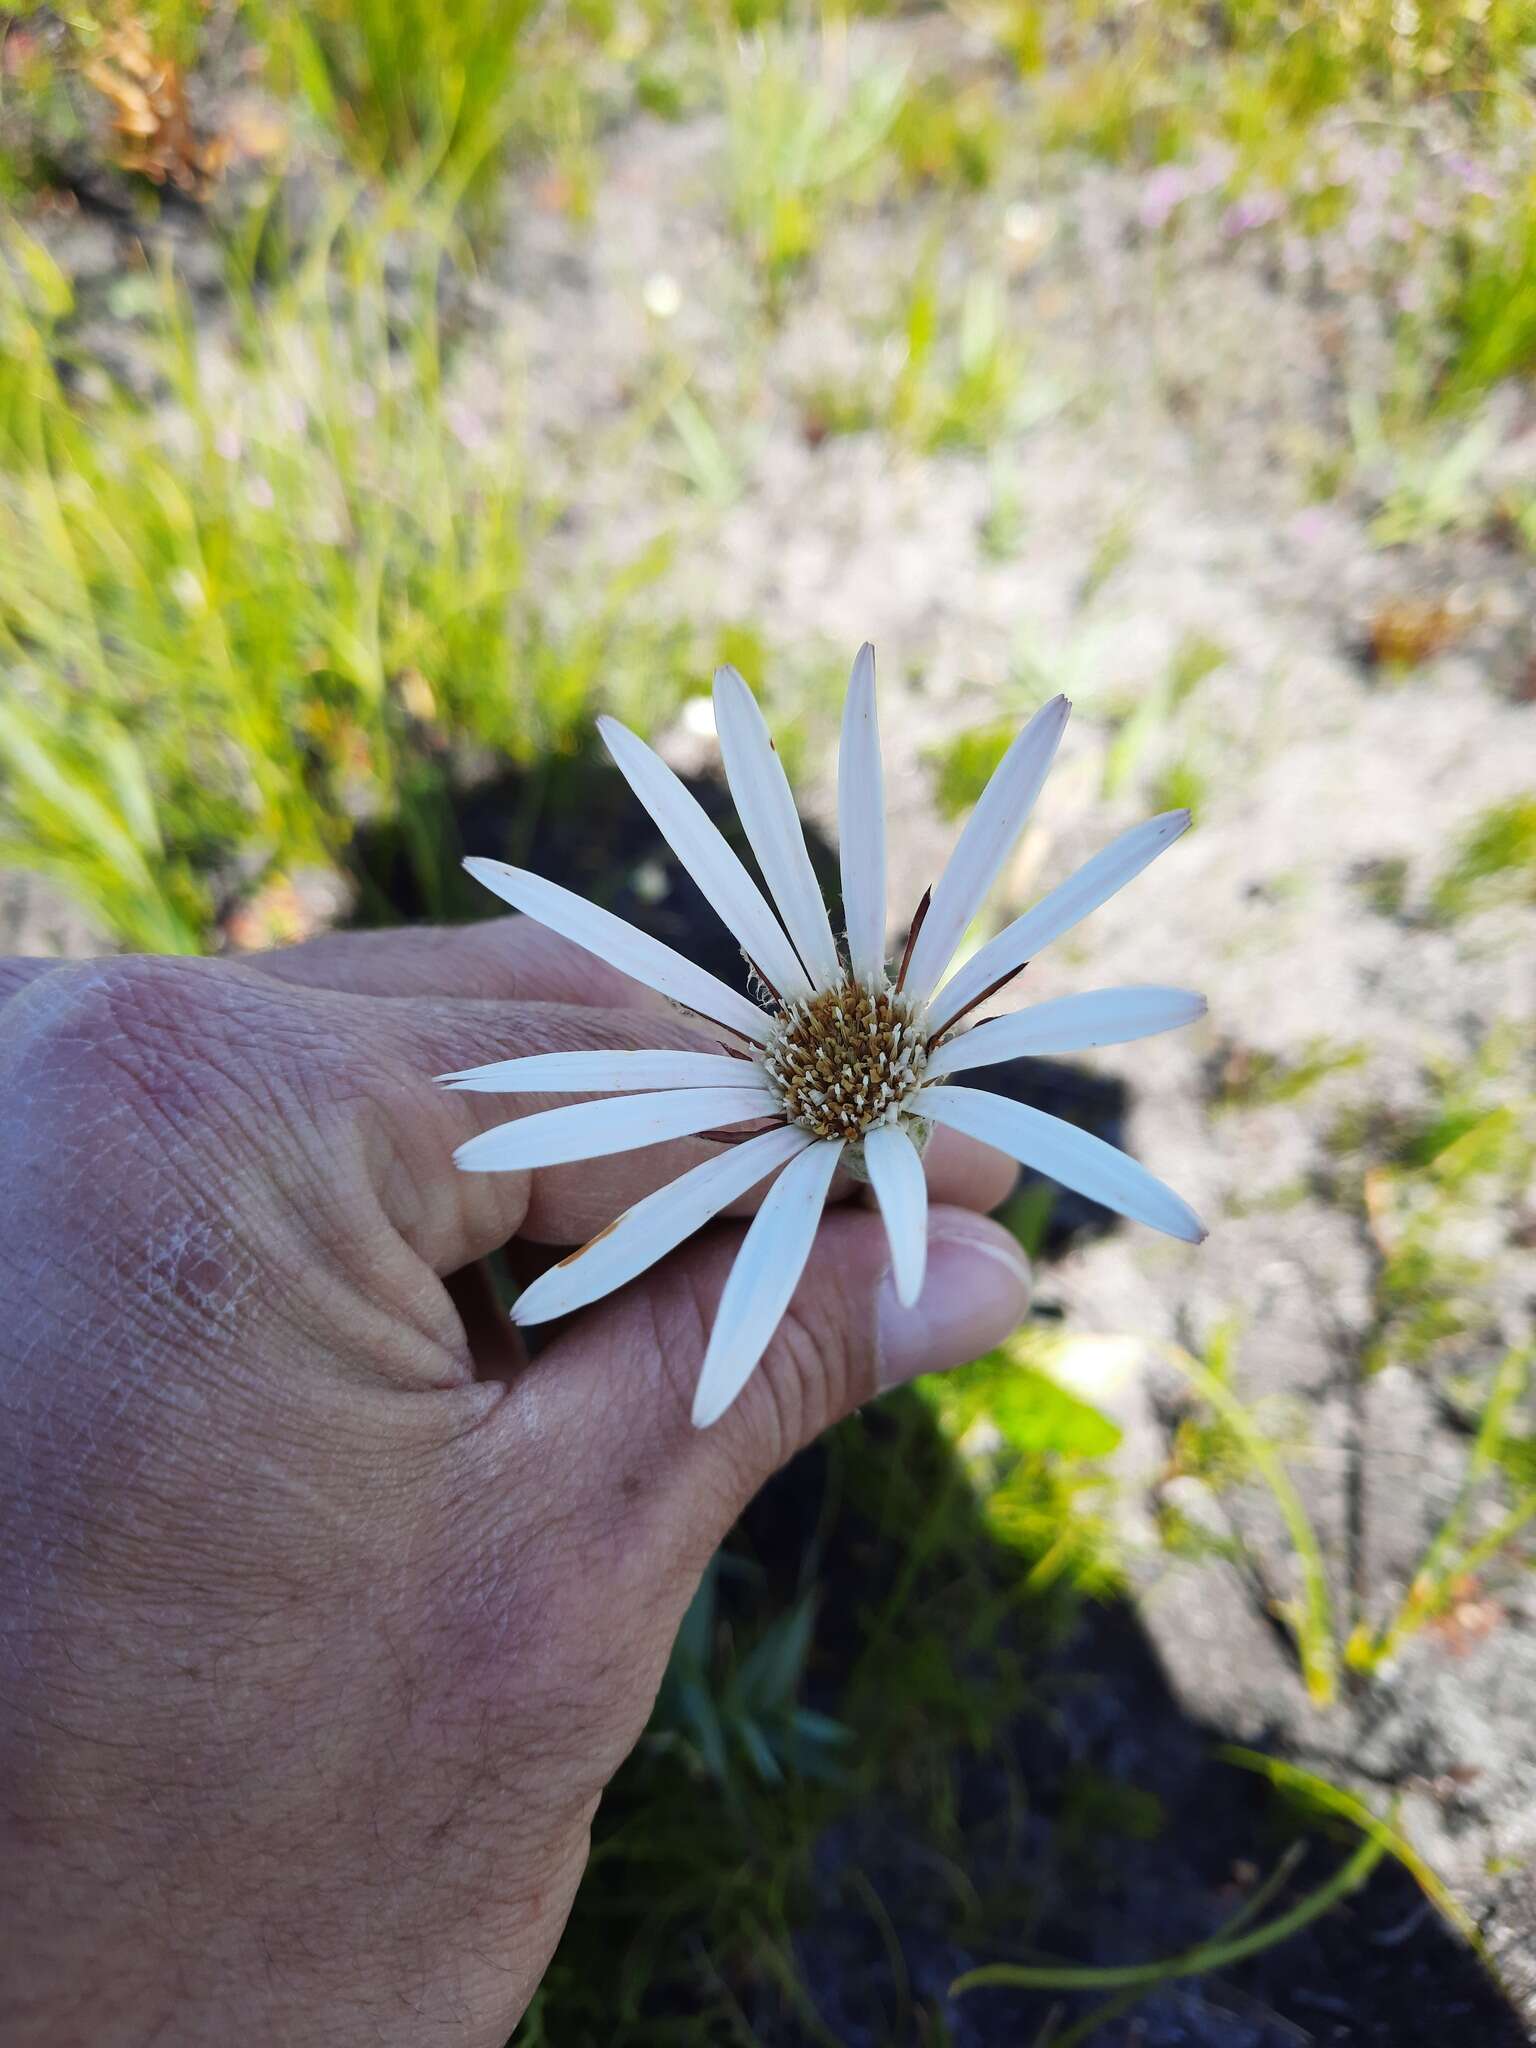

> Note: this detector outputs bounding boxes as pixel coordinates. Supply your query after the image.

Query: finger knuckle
[9,956,371,1164]
[7,955,235,1133]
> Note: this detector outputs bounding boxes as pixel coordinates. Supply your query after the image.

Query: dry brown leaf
[1361,1164,1396,1256]
[83,17,230,197]
[1366,596,1467,671]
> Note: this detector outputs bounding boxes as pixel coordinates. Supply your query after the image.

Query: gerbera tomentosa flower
[447,646,1205,1427]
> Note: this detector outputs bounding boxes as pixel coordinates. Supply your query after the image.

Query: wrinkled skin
[0,919,1028,2045]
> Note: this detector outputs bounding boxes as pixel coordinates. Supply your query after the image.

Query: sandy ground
[444,38,1536,2013]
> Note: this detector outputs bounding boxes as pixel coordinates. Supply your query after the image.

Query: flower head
[448,646,1205,1426]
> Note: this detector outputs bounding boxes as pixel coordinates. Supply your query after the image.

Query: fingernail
[876,1217,1032,1389]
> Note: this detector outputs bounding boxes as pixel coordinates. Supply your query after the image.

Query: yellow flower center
[762,979,928,1142]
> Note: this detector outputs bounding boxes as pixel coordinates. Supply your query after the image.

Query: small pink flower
[1138,164,1194,233]
[1221,190,1284,239]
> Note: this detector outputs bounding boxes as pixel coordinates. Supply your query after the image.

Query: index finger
[252,919,1017,1243]
[301,979,1014,1275]
[242,915,669,1011]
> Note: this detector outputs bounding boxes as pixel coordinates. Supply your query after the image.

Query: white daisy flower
[448,646,1206,1427]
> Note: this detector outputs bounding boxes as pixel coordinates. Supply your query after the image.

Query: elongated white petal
[713,666,841,988]
[902,694,1071,1005]
[455,1085,778,1174]
[440,1048,757,1094]
[513,1124,812,1326]
[463,858,769,1043]
[692,1139,845,1427]
[926,987,1207,1079]
[915,1084,1205,1243]
[861,1123,928,1307]
[598,716,812,1002]
[928,811,1191,1034]
[838,643,887,984]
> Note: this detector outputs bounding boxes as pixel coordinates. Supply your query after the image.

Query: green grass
[952,1826,1387,1999]
[889,70,1008,193]
[252,0,538,195]
[719,22,908,304]
[1164,1323,1536,1705]
[1018,1,1536,400]
[0,200,699,947]
[888,263,1034,453]
[799,250,1045,457]
[1164,1321,1340,1706]
[1219,1751,1478,1949]
[1100,632,1227,806]
[1431,795,1536,923]
[1435,176,1536,400]
[1346,1346,1536,1679]
[1324,1031,1536,1374]
[926,720,1018,820]
[1214,1036,1370,1113]
[517,1341,1127,2043]
[1033,0,1536,172]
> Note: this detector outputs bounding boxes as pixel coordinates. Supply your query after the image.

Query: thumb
[522,1200,1031,1565]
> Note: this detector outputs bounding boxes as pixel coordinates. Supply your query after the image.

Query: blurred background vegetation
[3,1,1536,2041]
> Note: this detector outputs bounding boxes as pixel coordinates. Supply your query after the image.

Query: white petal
[713,666,841,988]
[928,811,1191,1034]
[463,858,769,1043]
[861,1123,928,1307]
[454,1085,778,1174]
[440,1049,757,1093]
[512,1124,812,1325]
[598,716,812,1002]
[838,643,887,984]
[901,695,1071,1005]
[915,1083,1205,1243]
[926,987,1207,1079]
[691,1138,845,1427]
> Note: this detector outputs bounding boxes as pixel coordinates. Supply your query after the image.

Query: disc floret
[761,976,929,1142]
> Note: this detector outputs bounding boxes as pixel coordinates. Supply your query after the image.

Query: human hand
[0,919,1027,2046]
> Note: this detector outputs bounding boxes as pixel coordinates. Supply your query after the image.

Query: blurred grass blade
[1162,1333,1339,1705]
[1219,1748,1483,1956]
[952,1830,1384,1994]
